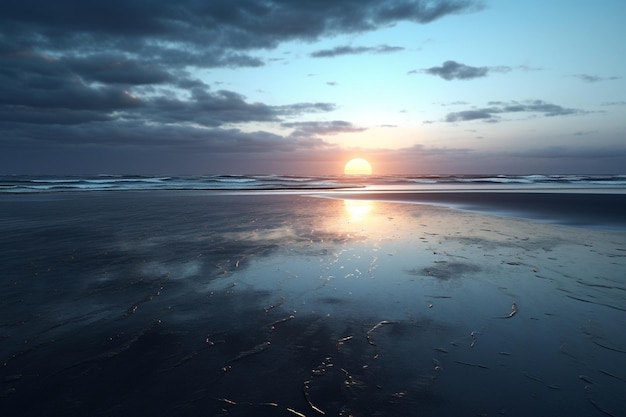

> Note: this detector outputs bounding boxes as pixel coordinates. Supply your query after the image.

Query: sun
[344,158,372,175]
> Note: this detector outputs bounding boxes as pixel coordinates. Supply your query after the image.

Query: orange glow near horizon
[344,158,373,175]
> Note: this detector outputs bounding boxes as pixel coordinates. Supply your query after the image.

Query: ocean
[2,174,626,193]
[1,175,625,416]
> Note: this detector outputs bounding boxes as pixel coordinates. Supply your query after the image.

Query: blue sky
[1,0,625,175]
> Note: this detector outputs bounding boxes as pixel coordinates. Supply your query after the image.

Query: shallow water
[1,192,625,416]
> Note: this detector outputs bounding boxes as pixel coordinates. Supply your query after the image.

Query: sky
[1,0,625,175]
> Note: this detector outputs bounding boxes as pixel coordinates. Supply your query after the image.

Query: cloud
[510,146,626,159]
[489,66,513,74]
[600,101,626,106]
[573,74,622,83]
[63,54,174,85]
[0,65,336,129]
[444,100,583,123]
[0,52,143,113]
[0,0,481,172]
[143,89,280,127]
[275,102,337,116]
[516,65,543,72]
[282,121,367,138]
[0,108,113,125]
[1,119,335,154]
[415,60,514,80]
[445,109,494,122]
[2,1,480,68]
[439,100,470,106]
[573,130,597,136]
[104,92,337,131]
[421,60,489,80]
[0,39,338,128]
[513,100,582,117]
[310,44,404,58]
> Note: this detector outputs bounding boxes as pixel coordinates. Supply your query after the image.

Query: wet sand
[1,191,625,416]
[326,190,626,230]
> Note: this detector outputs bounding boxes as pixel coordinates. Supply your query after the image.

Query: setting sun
[344,158,372,175]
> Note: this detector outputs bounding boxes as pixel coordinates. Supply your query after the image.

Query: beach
[1,190,625,416]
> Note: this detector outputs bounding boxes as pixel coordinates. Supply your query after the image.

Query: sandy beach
[1,191,625,416]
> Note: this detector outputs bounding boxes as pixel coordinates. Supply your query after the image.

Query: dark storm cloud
[0,37,337,128]
[2,120,333,153]
[174,94,336,126]
[0,0,480,112]
[143,89,278,127]
[0,51,142,112]
[63,54,174,85]
[144,91,335,128]
[0,108,113,125]
[445,100,582,122]
[2,0,481,65]
[0,0,482,172]
[310,44,404,58]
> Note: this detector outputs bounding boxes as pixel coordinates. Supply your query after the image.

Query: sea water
[2,173,626,193]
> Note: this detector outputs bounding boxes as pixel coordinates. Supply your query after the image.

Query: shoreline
[3,188,626,230]
[316,190,626,231]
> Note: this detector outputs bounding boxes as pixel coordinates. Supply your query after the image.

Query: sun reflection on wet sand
[343,199,373,222]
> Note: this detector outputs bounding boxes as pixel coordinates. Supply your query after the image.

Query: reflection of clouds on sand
[141,259,202,280]
[209,197,626,415]
[222,226,300,244]
[407,261,482,280]
[2,192,626,416]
